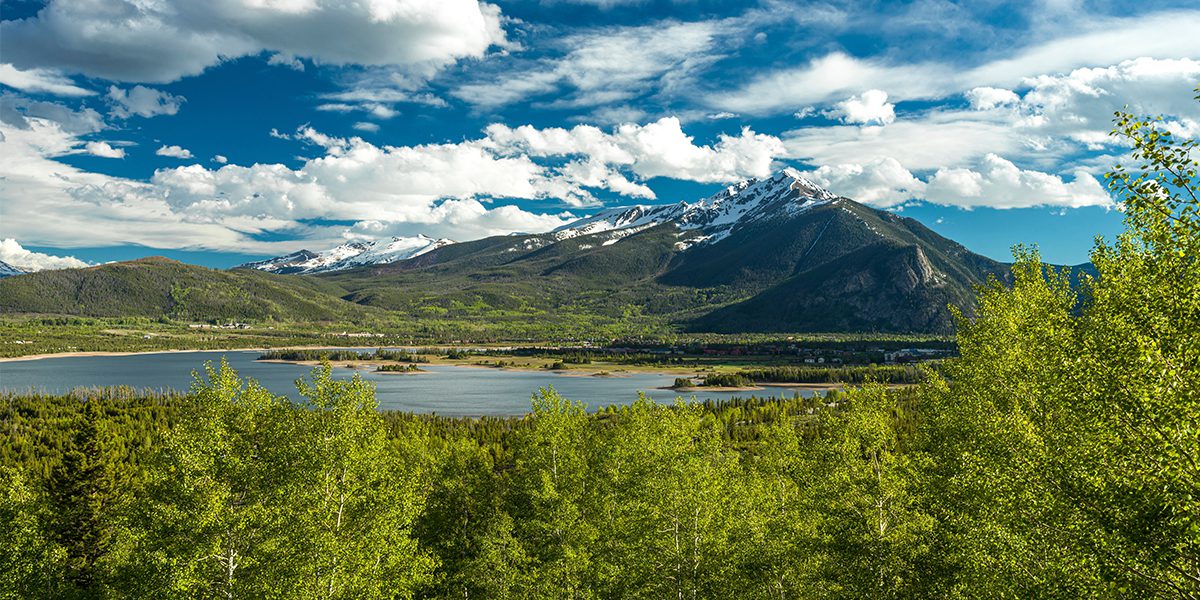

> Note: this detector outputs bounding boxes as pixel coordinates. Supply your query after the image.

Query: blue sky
[1,0,1198,270]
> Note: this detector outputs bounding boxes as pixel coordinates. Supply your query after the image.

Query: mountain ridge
[2,170,1022,333]
[239,234,454,274]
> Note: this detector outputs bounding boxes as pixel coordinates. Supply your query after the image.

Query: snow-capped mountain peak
[553,168,838,244]
[238,235,455,274]
[0,260,27,278]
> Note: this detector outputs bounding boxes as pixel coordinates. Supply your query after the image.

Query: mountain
[0,261,25,278]
[1,170,1015,333]
[238,234,454,274]
[551,168,838,247]
[0,257,379,322]
[314,169,1010,333]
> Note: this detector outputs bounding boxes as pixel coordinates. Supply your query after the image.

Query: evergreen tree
[44,397,121,596]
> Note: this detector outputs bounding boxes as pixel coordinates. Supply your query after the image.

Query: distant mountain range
[3,170,1041,333]
[238,234,454,274]
[0,261,25,278]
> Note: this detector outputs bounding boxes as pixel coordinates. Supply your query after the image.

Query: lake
[0,350,826,416]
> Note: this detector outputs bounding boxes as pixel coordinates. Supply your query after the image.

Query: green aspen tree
[133,359,296,598]
[507,388,597,599]
[415,434,528,599]
[0,468,65,599]
[742,418,821,600]
[287,364,435,600]
[592,396,749,600]
[807,385,935,599]
[922,87,1199,597]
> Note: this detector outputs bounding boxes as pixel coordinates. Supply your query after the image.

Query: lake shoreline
[664,382,848,392]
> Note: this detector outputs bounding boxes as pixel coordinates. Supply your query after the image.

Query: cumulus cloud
[1,0,507,83]
[825,89,895,125]
[0,108,791,253]
[85,140,125,158]
[803,154,1110,210]
[484,117,785,188]
[212,154,228,164]
[0,64,92,97]
[925,154,1110,209]
[156,144,193,159]
[805,158,924,208]
[965,87,1019,110]
[0,239,90,272]
[106,85,185,118]
[0,118,313,252]
[352,122,380,132]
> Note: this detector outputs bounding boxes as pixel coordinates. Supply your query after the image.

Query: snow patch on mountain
[554,169,838,247]
[0,260,26,278]
[238,235,455,274]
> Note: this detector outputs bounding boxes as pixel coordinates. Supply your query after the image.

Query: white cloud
[0,64,93,97]
[106,85,185,118]
[825,89,895,125]
[452,19,733,110]
[0,0,507,83]
[962,11,1200,88]
[710,51,944,114]
[0,119,309,252]
[352,122,380,132]
[784,58,1200,173]
[485,117,785,188]
[710,9,1200,115]
[803,154,1110,210]
[0,94,105,135]
[707,112,736,120]
[212,154,228,164]
[156,144,194,159]
[965,87,1019,110]
[925,154,1110,209]
[85,141,125,158]
[805,157,925,208]
[784,110,1020,171]
[0,239,90,272]
[267,53,305,71]
[145,128,578,239]
[0,109,790,252]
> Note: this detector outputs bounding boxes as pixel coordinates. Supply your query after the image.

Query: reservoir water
[0,350,825,416]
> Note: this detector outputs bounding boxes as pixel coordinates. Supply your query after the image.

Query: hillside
[2,171,1016,333]
[0,257,377,322]
[311,170,1011,333]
